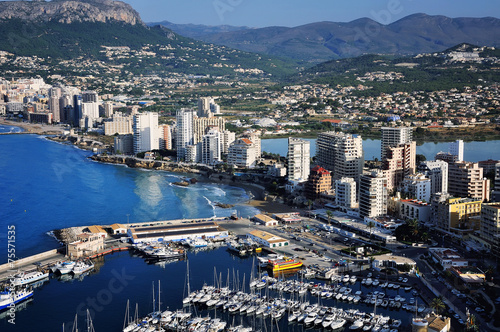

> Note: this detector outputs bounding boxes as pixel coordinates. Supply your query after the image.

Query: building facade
[227,138,258,168]
[201,129,222,165]
[104,113,133,136]
[335,177,357,209]
[448,161,490,202]
[382,141,416,192]
[305,165,332,200]
[381,127,413,160]
[316,131,364,183]
[401,173,431,202]
[287,137,310,181]
[480,203,500,256]
[175,108,195,160]
[449,139,464,162]
[432,196,482,234]
[133,112,160,154]
[418,160,448,196]
[359,171,388,219]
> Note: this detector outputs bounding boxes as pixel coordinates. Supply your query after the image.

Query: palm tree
[430,297,445,315]
[357,260,363,273]
[326,210,333,224]
[306,200,313,211]
[367,221,375,239]
[369,256,375,270]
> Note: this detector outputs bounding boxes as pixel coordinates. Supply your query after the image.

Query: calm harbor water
[1,248,420,332]
[262,137,500,162]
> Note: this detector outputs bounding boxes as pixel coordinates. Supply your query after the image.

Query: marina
[1,244,427,331]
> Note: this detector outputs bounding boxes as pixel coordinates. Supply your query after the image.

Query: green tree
[369,256,375,270]
[430,297,445,315]
[367,221,375,239]
[326,210,333,224]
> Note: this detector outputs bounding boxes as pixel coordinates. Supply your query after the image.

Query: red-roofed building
[305,166,332,200]
[227,138,259,168]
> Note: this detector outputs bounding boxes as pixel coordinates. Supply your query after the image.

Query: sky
[119,0,500,27]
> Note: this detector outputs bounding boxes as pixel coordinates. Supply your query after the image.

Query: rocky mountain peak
[0,0,144,26]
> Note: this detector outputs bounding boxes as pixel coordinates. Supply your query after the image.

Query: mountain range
[154,14,500,63]
[0,0,296,77]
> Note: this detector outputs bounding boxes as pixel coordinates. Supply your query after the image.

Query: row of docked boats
[182,284,404,331]
[247,276,425,313]
[49,259,94,275]
[132,243,187,260]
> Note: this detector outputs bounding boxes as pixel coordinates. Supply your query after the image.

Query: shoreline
[0,118,66,135]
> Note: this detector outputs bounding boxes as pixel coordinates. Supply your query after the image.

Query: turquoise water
[0,132,258,260]
[262,137,500,162]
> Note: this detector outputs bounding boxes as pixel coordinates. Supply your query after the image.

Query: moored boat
[0,288,34,311]
[267,257,303,273]
[12,270,49,287]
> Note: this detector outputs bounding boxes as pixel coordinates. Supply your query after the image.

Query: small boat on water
[72,260,94,275]
[57,261,76,275]
[0,288,33,311]
[11,270,49,287]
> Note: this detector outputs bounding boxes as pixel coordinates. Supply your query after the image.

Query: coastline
[0,118,65,135]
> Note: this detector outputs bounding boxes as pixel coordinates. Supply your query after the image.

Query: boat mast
[72,313,78,332]
[158,280,161,313]
[123,299,130,330]
[152,281,155,314]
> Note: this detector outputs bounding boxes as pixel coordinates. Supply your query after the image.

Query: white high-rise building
[104,101,114,117]
[381,127,413,160]
[287,138,310,181]
[401,173,431,202]
[359,171,388,219]
[82,102,99,119]
[133,112,160,154]
[449,139,464,162]
[227,138,258,168]
[202,129,222,166]
[335,177,357,209]
[175,108,195,160]
[221,131,236,154]
[316,132,364,183]
[418,160,448,195]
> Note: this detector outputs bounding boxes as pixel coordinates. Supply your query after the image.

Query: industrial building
[127,222,228,244]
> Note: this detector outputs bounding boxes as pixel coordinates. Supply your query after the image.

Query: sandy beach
[0,118,65,134]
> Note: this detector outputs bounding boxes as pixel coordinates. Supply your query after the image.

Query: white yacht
[11,270,49,287]
[57,261,76,274]
[72,260,94,275]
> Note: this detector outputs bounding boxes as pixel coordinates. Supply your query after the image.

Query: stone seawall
[89,155,208,174]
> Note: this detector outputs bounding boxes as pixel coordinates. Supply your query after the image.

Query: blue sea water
[262,137,500,162]
[0,132,259,260]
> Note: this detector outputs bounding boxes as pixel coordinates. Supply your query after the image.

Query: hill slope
[191,14,500,63]
[0,0,298,78]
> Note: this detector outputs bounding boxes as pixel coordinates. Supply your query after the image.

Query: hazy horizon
[120,0,499,28]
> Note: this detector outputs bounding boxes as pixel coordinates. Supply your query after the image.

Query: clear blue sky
[120,0,499,27]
